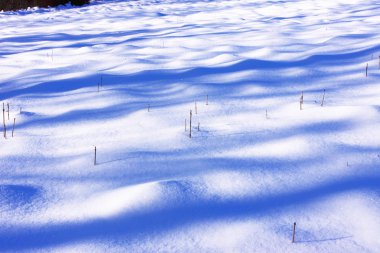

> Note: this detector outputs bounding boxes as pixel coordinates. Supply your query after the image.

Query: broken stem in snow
[321,89,325,107]
[94,146,97,165]
[300,91,304,110]
[189,110,192,138]
[2,103,6,138]
[12,118,15,137]
[292,222,296,243]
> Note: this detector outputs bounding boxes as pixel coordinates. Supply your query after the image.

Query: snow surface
[1,0,380,252]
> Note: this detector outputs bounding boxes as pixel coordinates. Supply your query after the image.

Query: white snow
[0,0,380,252]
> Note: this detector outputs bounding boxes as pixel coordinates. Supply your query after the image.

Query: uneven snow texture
[1,0,380,252]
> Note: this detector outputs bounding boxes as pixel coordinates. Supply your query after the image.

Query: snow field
[1,0,380,252]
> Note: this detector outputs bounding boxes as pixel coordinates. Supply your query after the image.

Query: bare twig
[2,103,6,138]
[321,89,325,107]
[292,222,296,243]
[12,118,15,137]
[189,110,192,138]
[94,146,97,165]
